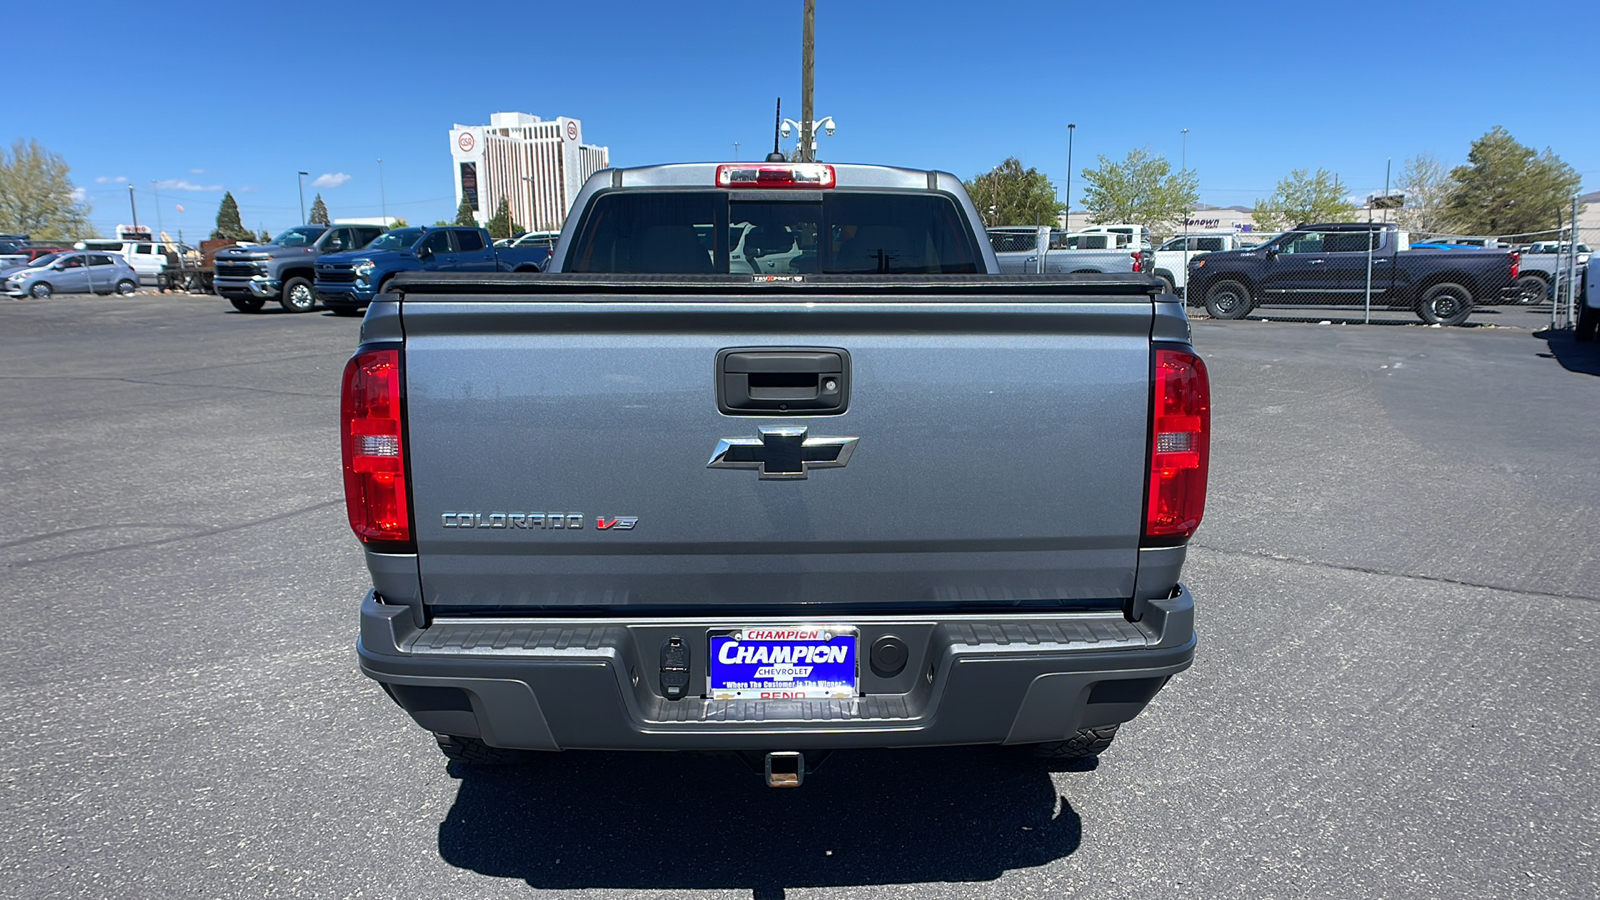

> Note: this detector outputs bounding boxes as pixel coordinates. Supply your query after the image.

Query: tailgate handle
[717,348,850,415]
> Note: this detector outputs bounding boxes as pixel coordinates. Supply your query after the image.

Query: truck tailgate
[397,280,1156,613]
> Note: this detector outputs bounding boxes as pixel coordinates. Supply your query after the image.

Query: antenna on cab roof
[767,97,787,162]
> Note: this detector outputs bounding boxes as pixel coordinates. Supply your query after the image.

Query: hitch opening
[764,751,804,788]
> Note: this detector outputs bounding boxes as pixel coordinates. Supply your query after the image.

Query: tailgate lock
[717,347,849,414]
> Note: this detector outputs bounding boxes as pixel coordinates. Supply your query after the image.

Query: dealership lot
[1,294,1596,899]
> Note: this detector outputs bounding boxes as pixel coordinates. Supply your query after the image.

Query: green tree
[257,228,271,242]
[0,138,93,240]
[1443,127,1582,238]
[1253,169,1357,231]
[453,196,477,227]
[484,196,524,240]
[963,157,1063,228]
[210,191,253,241]
[1393,152,1458,236]
[1079,148,1198,230]
[388,218,407,228]
[308,193,330,225]
[432,220,451,227]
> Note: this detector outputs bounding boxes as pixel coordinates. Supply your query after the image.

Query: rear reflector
[715,164,836,189]
[1144,347,1210,542]
[341,348,411,545]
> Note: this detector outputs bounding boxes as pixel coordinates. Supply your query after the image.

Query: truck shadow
[1534,328,1600,376]
[436,746,1082,896]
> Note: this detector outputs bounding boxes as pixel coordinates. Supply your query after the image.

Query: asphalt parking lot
[2,292,1597,899]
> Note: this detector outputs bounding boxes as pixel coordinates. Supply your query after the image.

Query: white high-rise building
[449,112,610,234]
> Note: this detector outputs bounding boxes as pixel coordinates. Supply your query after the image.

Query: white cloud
[312,172,351,189]
[70,187,87,202]
[155,179,225,192]
[95,175,128,184]
[189,168,206,174]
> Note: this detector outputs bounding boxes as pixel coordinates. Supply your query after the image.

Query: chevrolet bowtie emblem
[707,427,858,480]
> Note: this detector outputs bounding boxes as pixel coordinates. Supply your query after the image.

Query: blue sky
[22,0,1598,239]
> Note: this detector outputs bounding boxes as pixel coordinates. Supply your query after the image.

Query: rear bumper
[357,586,1197,751]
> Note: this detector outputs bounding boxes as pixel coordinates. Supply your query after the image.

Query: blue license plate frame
[707,626,859,700]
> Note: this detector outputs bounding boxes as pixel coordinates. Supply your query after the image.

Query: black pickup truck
[1189,222,1519,325]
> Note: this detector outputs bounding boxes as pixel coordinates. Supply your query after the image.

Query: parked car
[0,251,66,282]
[75,239,183,286]
[349,160,1202,777]
[1188,222,1520,325]
[313,225,547,315]
[213,223,386,313]
[1512,241,1591,305]
[1151,231,1275,296]
[3,251,139,298]
[987,226,1149,275]
[1075,223,1153,249]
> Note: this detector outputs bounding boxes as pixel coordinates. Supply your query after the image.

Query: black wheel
[29,282,52,299]
[329,305,363,317]
[279,277,316,313]
[1030,723,1120,760]
[1204,279,1253,319]
[1154,273,1176,295]
[1514,274,1548,305]
[228,296,265,313]
[1417,282,1473,326]
[115,279,137,296]
[434,733,531,767]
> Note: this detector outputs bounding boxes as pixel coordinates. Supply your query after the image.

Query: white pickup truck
[987,227,1149,275]
[1150,231,1274,296]
[1512,241,1591,305]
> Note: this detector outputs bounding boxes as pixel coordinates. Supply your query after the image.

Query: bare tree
[1393,153,1458,236]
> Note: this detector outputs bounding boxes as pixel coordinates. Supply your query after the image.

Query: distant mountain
[1579,191,1600,204]
[1195,203,1255,213]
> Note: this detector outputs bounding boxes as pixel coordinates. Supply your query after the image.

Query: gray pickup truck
[214,223,385,313]
[347,162,1207,786]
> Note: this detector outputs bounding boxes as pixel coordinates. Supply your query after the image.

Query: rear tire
[434,733,531,767]
[1204,279,1252,319]
[279,277,316,313]
[1514,274,1548,305]
[1030,723,1120,760]
[29,282,52,299]
[1417,282,1473,326]
[116,279,137,296]
[228,296,265,313]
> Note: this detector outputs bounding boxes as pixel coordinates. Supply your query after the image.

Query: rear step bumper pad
[357,586,1196,752]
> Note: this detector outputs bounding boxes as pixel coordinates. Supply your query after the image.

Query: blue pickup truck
[313,226,545,316]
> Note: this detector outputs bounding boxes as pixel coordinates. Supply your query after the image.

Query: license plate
[707,626,858,700]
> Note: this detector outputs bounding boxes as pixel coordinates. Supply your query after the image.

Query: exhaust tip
[764,751,804,788]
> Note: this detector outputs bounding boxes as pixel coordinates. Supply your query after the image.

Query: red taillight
[1509,251,1520,280]
[341,348,411,545]
[715,164,836,189]
[1144,347,1210,542]
[1131,252,1142,273]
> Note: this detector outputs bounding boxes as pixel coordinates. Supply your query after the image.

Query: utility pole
[127,184,139,231]
[733,142,740,162]
[798,0,815,163]
[297,171,309,224]
[378,159,388,226]
[769,97,784,162]
[1065,124,1076,231]
[151,181,164,239]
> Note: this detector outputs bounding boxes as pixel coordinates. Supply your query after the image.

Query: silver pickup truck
[988,226,1151,276]
[347,162,1207,786]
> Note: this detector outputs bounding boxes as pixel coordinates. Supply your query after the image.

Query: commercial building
[449,112,610,234]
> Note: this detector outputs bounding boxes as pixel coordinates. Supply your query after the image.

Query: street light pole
[127,184,139,231]
[297,171,309,224]
[378,159,388,226]
[733,141,740,161]
[1181,128,1190,287]
[151,180,164,239]
[799,0,815,163]
[1065,124,1076,232]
